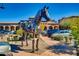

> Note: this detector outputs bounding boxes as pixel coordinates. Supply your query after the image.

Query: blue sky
[0,3,79,22]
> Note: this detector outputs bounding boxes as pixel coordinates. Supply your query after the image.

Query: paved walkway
[0,34,74,56]
[40,35,60,46]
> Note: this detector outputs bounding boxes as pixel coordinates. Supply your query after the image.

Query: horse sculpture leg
[31,39,35,53]
[21,35,28,47]
[36,38,39,51]
[21,37,23,47]
[31,33,36,53]
[25,38,28,46]
[25,33,28,46]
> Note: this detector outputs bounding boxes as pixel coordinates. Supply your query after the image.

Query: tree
[61,22,70,29]
[70,26,79,56]
[71,26,79,44]
[16,28,24,36]
[60,17,79,55]
[16,28,25,46]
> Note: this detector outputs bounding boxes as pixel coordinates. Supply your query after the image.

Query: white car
[52,30,72,37]
[42,30,47,36]
[0,42,12,56]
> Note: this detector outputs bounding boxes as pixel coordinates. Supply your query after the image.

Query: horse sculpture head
[41,6,50,20]
[19,6,51,33]
[34,6,50,25]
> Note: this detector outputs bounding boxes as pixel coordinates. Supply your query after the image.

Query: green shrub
[51,35,63,41]
[16,28,24,36]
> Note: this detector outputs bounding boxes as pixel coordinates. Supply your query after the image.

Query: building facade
[0,21,59,31]
[39,21,59,30]
[0,22,19,31]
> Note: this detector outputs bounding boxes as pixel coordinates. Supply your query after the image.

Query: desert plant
[51,35,64,41]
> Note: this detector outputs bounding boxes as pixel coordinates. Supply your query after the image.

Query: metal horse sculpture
[19,6,50,53]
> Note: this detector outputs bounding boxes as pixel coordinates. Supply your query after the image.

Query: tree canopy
[16,28,24,36]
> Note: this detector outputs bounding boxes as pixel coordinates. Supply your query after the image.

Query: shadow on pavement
[10,44,32,53]
[47,43,74,55]
[10,44,22,53]
[0,54,6,56]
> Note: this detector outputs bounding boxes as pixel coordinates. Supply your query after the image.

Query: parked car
[0,30,15,34]
[0,42,12,56]
[52,30,72,37]
[47,29,59,37]
[42,30,47,36]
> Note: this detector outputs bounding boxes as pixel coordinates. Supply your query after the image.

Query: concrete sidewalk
[40,35,60,46]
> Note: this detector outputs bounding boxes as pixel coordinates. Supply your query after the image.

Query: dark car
[47,29,59,37]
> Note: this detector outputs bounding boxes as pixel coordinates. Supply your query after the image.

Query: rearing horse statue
[19,6,50,53]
